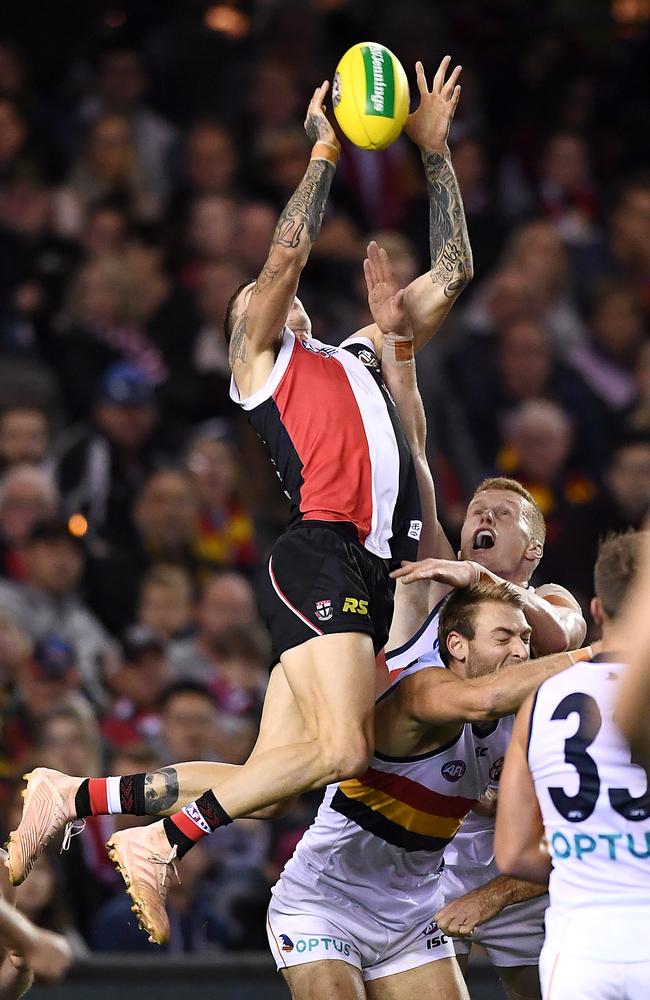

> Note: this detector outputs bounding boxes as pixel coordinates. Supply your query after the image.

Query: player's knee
[322,731,372,782]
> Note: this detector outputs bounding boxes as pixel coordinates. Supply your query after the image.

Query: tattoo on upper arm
[144,766,180,814]
[229,312,248,366]
[271,159,335,252]
[423,151,473,298]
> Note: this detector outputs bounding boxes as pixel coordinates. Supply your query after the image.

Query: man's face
[197,574,256,643]
[0,409,47,465]
[462,602,531,679]
[0,479,56,543]
[162,693,218,761]
[460,490,538,581]
[95,401,157,450]
[498,322,551,399]
[134,472,197,548]
[24,539,84,593]
[607,444,650,522]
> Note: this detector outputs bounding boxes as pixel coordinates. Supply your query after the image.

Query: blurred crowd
[0,0,648,956]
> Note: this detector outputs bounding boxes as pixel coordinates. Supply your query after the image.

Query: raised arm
[392,560,587,653]
[615,526,650,768]
[402,57,473,349]
[362,242,454,647]
[229,83,339,382]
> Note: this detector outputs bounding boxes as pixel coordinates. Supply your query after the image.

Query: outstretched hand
[391,558,487,588]
[304,81,340,151]
[363,241,412,339]
[405,56,462,152]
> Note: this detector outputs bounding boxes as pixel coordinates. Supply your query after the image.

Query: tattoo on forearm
[423,151,473,297]
[144,766,180,814]
[271,159,335,252]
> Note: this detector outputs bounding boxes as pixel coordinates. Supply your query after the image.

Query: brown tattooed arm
[229,81,339,370]
[402,57,473,350]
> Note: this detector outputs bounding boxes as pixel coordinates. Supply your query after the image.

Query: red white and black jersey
[230,329,421,563]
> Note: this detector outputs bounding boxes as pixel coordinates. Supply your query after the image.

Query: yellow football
[332,42,409,151]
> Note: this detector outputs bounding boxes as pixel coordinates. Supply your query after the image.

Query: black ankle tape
[163,817,195,858]
[119,773,146,815]
[74,779,91,818]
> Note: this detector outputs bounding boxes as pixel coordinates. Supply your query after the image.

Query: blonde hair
[474,476,546,544]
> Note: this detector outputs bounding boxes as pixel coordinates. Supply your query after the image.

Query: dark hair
[438,581,525,666]
[224,280,253,345]
[594,532,645,619]
[158,679,216,712]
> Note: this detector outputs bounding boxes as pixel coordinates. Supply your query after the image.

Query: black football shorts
[257,520,394,667]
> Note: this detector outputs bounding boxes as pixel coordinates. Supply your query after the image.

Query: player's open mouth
[473,529,496,550]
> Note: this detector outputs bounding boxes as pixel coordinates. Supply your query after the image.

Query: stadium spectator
[55,361,177,548]
[136,565,195,644]
[78,45,177,210]
[169,572,258,681]
[496,399,595,546]
[102,625,171,748]
[0,406,49,470]
[56,258,167,419]
[0,518,114,703]
[1,635,90,768]
[569,279,647,411]
[543,434,650,601]
[185,421,256,574]
[156,681,222,763]
[0,465,58,580]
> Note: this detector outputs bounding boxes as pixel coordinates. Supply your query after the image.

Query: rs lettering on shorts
[342,598,369,614]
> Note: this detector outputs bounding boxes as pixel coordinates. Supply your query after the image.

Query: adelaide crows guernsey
[229,329,421,563]
[528,658,650,961]
[272,657,510,930]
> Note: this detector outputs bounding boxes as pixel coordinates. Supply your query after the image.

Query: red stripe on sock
[171,811,207,842]
[88,778,108,815]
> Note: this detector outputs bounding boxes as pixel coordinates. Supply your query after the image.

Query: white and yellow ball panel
[332,42,409,150]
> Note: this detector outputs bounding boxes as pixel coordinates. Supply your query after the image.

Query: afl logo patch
[441,760,466,782]
[489,756,504,782]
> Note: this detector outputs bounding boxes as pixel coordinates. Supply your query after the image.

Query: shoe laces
[148,844,180,889]
[61,819,86,854]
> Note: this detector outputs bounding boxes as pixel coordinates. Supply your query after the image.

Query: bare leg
[366,957,469,1000]
[282,960,366,1000]
[496,964,541,1000]
[193,632,377,819]
[142,664,309,818]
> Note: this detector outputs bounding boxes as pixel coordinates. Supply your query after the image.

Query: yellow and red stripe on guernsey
[332,765,478,852]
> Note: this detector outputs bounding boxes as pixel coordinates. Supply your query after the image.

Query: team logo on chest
[315,599,333,622]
